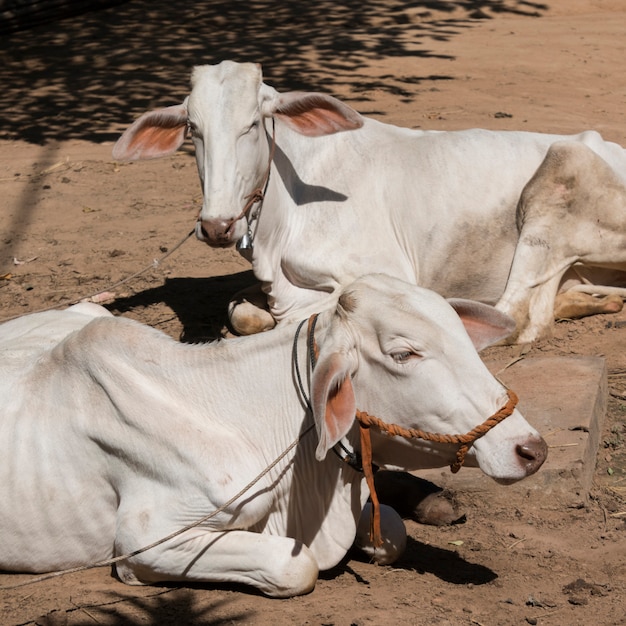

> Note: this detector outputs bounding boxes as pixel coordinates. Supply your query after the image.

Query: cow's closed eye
[390,350,421,364]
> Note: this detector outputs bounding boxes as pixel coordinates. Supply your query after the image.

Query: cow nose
[516,436,548,476]
[197,219,235,246]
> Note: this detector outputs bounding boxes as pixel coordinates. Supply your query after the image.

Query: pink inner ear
[113,105,188,161]
[448,299,516,350]
[313,352,357,460]
[273,93,363,137]
[324,376,356,442]
[130,124,187,158]
[459,317,492,345]
[276,109,358,137]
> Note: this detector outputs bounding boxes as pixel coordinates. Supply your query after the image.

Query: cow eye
[391,350,417,364]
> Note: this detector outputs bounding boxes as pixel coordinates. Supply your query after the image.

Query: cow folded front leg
[115,529,319,598]
[228,283,276,335]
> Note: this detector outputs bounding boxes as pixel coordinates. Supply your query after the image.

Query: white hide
[113,60,626,343]
[0,275,546,597]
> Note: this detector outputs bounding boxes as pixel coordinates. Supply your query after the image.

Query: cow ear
[447,299,517,351]
[267,91,364,137]
[311,352,357,461]
[112,103,188,161]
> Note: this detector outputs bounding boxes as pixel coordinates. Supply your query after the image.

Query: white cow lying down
[113,60,626,343]
[0,275,547,597]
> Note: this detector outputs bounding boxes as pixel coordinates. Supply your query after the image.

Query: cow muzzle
[481,432,548,485]
[196,217,241,247]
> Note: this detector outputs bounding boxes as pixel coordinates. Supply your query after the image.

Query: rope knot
[244,187,264,206]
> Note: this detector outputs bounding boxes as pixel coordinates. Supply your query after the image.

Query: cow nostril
[516,437,548,476]
[197,219,234,246]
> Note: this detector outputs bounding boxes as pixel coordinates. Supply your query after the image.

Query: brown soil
[1,1,625,624]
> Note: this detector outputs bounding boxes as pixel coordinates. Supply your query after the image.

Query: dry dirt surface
[1,1,626,624]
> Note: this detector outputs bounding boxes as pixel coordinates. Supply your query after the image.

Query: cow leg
[496,140,626,343]
[555,267,626,319]
[227,282,276,335]
[554,291,623,320]
[115,528,319,598]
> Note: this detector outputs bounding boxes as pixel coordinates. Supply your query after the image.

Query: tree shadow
[0,0,548,145]
[46,588,254,625]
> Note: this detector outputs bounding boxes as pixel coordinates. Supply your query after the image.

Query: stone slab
[417,356,607,508]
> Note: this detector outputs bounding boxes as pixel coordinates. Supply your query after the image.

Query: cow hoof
[413,491,466,526]
[228,283,276,335]
[229,305,276,335]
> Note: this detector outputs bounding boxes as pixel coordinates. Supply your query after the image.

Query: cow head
[112,60,364,248]
[310,274,547,484]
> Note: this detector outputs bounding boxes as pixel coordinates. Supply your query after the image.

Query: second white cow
[113,60,626,342]
[0,275,546,597]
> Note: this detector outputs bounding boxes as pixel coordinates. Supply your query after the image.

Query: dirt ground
[1,0,626,624]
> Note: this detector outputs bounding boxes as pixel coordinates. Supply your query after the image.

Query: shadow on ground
[35,588,253,625]
[108,271,257,342]
[331,535,497,585]
[0,0,548,144]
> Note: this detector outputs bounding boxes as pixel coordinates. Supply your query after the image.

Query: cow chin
[207,240,236,249]
[491,476,523,486]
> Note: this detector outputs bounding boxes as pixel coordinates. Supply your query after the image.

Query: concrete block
[417,356,607,508]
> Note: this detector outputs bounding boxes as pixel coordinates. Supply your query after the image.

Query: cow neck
[298,313,520,550]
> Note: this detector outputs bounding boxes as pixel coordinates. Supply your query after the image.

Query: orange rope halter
[356,389,518,548]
